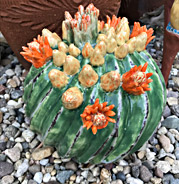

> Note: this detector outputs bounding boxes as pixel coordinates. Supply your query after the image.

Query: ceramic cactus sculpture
[21,4,166,164]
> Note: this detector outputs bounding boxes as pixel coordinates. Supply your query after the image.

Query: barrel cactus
[21,4,166,164]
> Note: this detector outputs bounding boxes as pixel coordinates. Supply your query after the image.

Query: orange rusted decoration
[20,35,52,68]
[80,98,116,135]
[122,62,153,95]
[130,22,155,48]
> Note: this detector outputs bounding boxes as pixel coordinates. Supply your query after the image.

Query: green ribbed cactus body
[24,49,166,164]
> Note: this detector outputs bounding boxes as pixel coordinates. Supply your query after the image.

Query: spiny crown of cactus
[21,3,166,164]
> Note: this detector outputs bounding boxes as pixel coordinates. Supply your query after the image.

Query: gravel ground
[0,25,179,184]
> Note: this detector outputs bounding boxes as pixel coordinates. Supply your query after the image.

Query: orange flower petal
[92,126,97,134]
[105,111,116,117]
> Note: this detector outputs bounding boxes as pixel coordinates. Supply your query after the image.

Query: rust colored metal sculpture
[162,0,179,84]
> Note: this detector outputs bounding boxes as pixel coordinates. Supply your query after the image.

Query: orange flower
[100,15,121,30]
[80,99,116,135]
[122,62,153,95]
[130,22,155,48]
[20,35,52,68]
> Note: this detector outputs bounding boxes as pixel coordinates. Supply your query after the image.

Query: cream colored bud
[96,34,108,44]
[42,28,61,48]
[69,44,81,57]
[107,38,117,53]
[82,42,94,58]
[64,55,80,75]
[127,37,137,54]
[78,64,98,87]
[106,27,116,39]
[135,32,147,52]
[95,41,106,56]
[115,43,129,59]
[90,49,105,66]
[62,87,83,109]
[48,69,68,89]
[101,71,121,92]
[53,50,66,67]
[58,42,68,53]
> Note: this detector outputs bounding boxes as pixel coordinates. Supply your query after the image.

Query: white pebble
[126,177,143,184]
[15,159,29,177]
[33,172,43,184]
[22,129,35,142]
[156,161,171,173]
[5,69,15,77]
[40,159,49,166]
[43,173,51,183]
[158,126,167,135]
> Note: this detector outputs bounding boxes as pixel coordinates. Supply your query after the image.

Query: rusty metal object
[162,0,179,85]
[0,0,121,70]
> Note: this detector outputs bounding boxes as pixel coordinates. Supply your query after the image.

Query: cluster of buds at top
[62,3,99,47]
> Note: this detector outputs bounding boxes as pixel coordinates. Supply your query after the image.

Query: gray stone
[0,162,14,178]
[91,167,100,177]
[155,167,163,178]
[7,100,19,108]
[175,147,179,160]
[163,105,171,118]
[15,65,22,76]
[173,77,179,89]
[111,180,123,184]
[171,160,179,174]
[167,131,175,144]
[0,154,6,161]
[29,164,41,175]
[56,170,74,183]
[39,159,49,166]
[158,148,167,159]
[167,97,178,106]
[161,115,179,130]
[0,99,6,108]
[167,90,178,98]
[33,172,43,184]
[5,125,18,138]
[1,175,14,184]
[11,90,23,99]
[140,165,153,182]
[43,173,51,183]
[81,170,89,179]
[28,180,37,184]
[22,129,35,143]
[0,142,7,151]
[5,147,21,162]
[65,161,77,171]
[159,134,171,153]
[0,111,2,123]
[116,171,126,181]
[132,165,140,178]
[156,161,171,173]
[0,76,7,85]
[142,161,154,170]
[171,105,179,117]
[163,174,175,184]
[15,159,29,177]
[32,146,53,160]
[126,177,143,184]
[5,69,15,77]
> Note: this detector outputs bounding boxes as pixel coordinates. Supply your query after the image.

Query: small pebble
[33,172,43,184]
